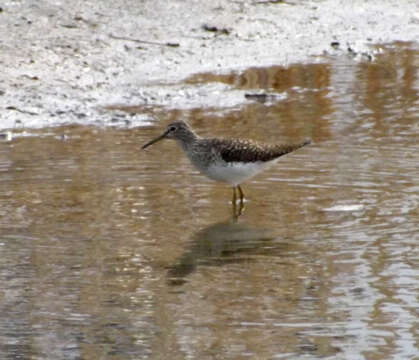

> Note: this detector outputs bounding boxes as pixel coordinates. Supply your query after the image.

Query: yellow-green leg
[237,185,244,205]
[232,187,237,219]
[232,185,244,219]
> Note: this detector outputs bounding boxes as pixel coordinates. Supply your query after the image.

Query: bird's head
[142,121,195,149]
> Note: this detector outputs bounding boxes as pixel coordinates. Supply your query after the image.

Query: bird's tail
[272,139,311,158]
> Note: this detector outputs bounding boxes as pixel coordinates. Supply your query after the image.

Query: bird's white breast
[205,161,275,186]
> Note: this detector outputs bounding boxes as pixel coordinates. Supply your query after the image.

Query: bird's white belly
[204,161,273,186]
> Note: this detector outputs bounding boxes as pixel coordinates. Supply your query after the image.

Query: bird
[142,121,310,208]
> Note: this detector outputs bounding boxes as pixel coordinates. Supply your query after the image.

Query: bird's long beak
[142,130,170,149]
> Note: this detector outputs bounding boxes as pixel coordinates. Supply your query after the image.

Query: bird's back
[207,137,311,164]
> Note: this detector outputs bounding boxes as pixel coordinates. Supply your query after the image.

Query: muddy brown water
[1,43,418,359]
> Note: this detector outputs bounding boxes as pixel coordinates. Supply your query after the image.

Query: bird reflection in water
[167,219,281,286]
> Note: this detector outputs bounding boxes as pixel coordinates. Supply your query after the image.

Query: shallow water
[1,43,418,359]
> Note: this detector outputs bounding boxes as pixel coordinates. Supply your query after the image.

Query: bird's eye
[169,126,176,132]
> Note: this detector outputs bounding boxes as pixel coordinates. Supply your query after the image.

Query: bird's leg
[230,186,244,219]
[232,186,238,218]
[237,185,244,205]
[232,186,245,219]
[232,186,237,204]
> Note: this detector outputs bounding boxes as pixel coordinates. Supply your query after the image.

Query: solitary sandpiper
[142,121,310,206]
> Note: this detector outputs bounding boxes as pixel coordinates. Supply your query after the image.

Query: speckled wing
[212,138,311,163]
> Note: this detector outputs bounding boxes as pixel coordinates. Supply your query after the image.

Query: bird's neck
[176,131,200,151]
